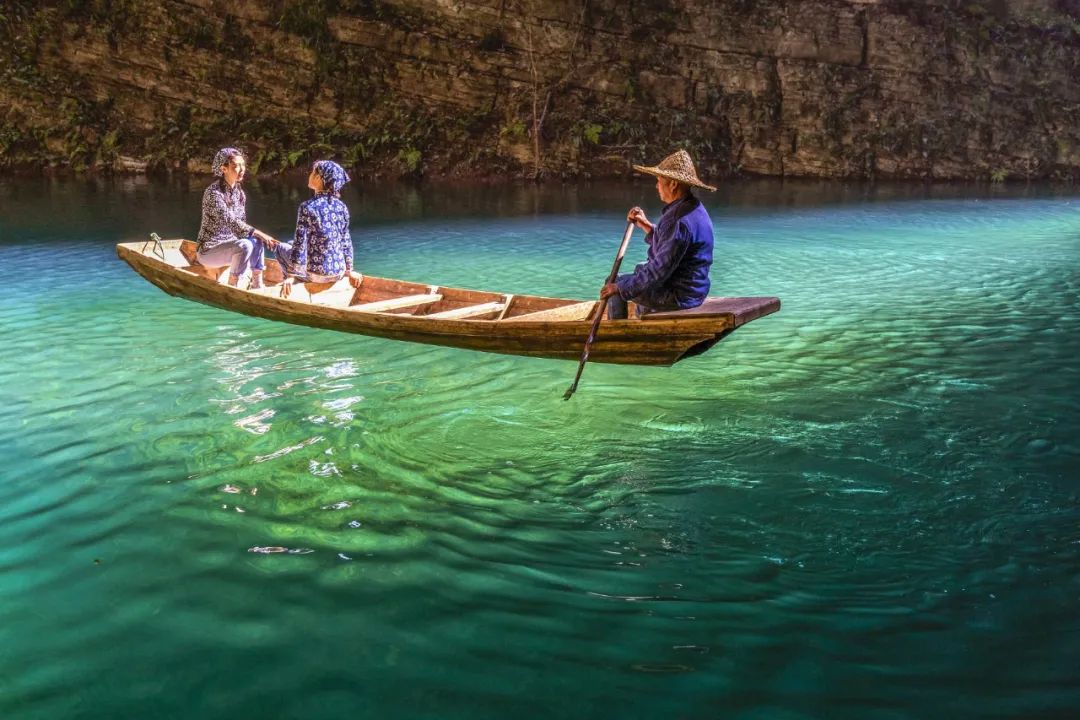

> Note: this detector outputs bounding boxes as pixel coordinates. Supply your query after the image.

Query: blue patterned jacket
[283,194,353,279]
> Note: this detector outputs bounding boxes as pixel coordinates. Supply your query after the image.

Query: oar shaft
[564,221,635,399]
[604,222,635,283]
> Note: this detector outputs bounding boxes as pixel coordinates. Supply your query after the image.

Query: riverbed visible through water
[0,176,1077,719]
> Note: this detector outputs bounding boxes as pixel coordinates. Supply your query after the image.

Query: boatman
[600,149,716,319]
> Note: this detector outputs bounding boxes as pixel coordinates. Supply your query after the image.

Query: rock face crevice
[1,0,1077,181]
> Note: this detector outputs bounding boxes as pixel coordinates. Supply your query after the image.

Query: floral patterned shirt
[196,180,253,251]
[282,194,353,279]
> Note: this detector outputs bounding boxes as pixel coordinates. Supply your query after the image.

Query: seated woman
[195,147,278,289]
[275,160,362,298]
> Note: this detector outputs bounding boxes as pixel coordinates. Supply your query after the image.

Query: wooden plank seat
[425,301,506,320]
[510,300,598,322]
[642,296,781,326]
[178,243,200,264]
[349,294,443,313]
[177,240,230,283]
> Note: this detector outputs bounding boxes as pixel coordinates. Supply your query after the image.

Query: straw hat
[633,149,716,191]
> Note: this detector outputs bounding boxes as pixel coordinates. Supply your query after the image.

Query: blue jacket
[615,194,714,308]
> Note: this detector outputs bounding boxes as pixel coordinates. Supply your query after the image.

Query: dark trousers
[606,280,683,319]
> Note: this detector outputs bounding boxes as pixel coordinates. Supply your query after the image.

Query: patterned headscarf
[313,160,350,195]
[212,147,244,177]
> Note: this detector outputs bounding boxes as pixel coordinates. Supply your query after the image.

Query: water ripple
[2,183,1079,718]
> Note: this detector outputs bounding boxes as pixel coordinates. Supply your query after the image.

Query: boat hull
[117,240,779,366]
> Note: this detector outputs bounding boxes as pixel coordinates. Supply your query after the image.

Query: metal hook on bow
[141,232,166,260]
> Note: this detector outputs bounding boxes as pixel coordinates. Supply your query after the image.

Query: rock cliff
[1,0,1077,181]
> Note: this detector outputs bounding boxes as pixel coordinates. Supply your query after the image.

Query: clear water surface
[0,176,1077,719]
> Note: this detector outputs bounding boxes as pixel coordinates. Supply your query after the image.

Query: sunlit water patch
[0,178,1077,719]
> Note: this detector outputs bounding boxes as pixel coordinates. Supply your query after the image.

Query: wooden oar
[563,221,636,400]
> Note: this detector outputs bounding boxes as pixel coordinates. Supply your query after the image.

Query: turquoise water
[1,177,1078,719]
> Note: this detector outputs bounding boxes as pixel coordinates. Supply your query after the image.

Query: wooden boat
[117,238,780,366]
